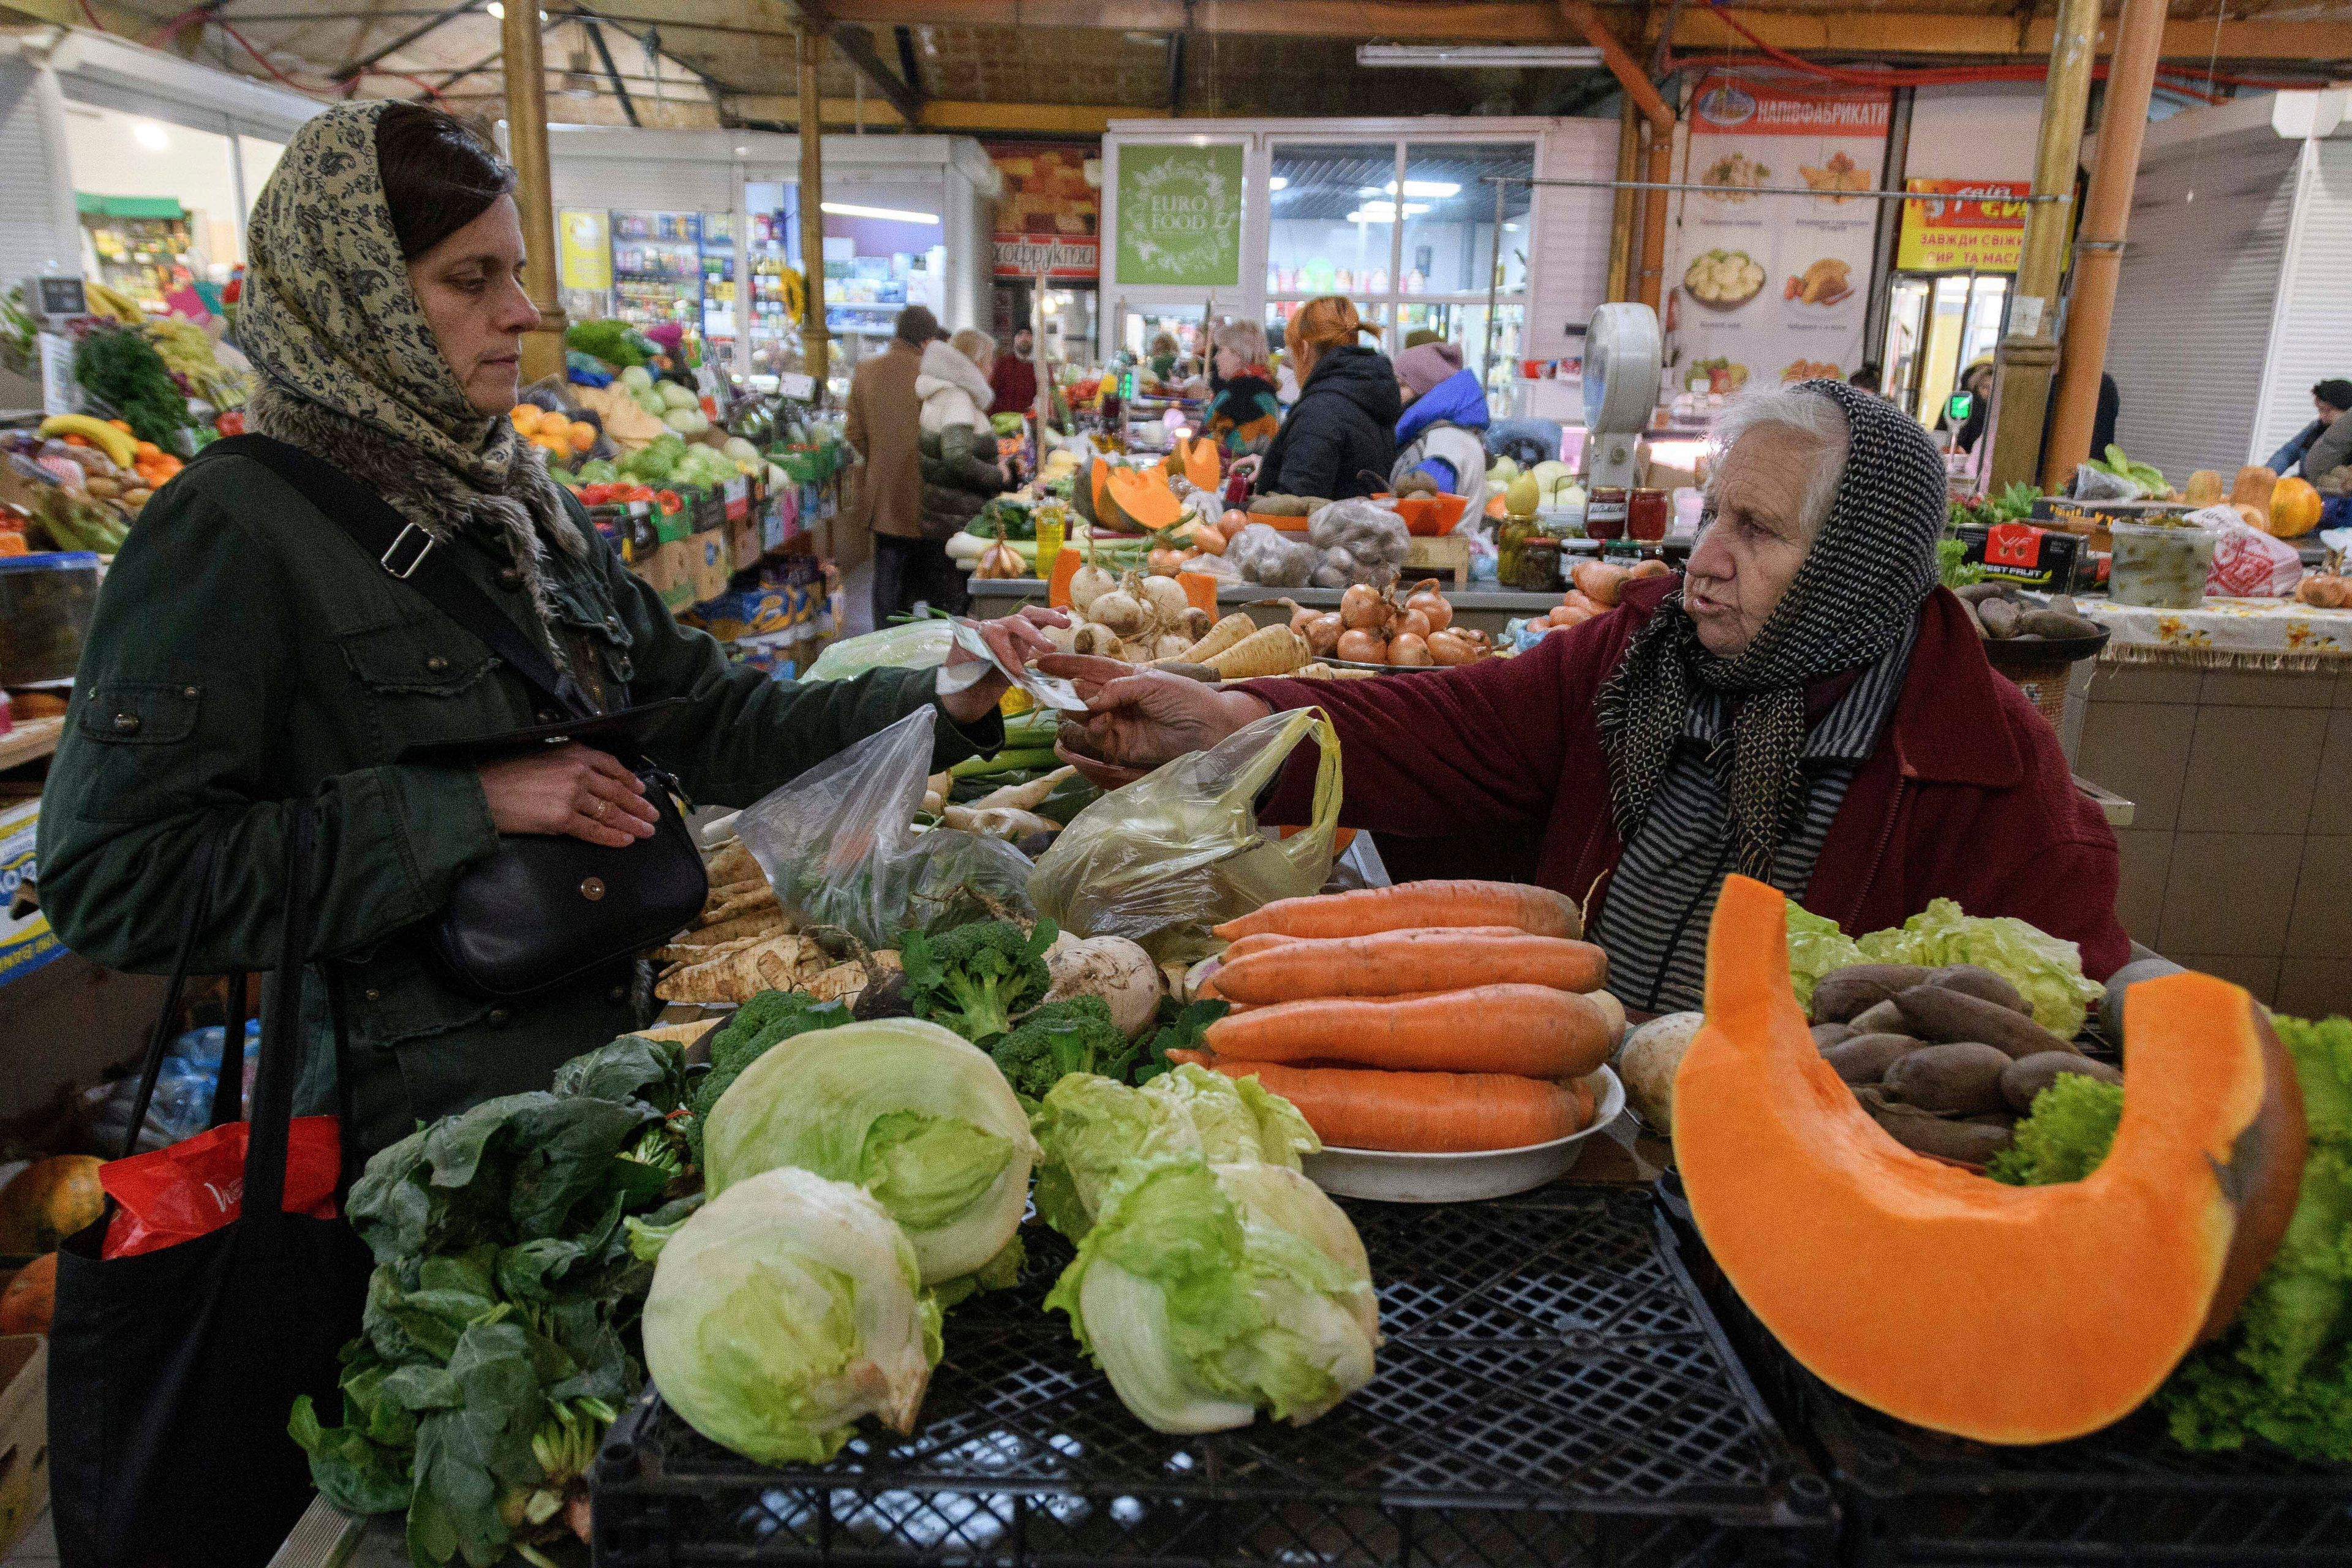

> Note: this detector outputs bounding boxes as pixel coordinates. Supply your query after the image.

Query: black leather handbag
[206,435,710,1000]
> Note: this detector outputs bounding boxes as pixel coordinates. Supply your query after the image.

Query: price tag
[777,371,817,401]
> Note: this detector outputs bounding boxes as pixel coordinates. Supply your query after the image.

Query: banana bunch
[81,282,144,326]
[37,414,136,468]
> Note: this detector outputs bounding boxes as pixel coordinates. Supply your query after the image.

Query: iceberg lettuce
[1855,897,2102,1037]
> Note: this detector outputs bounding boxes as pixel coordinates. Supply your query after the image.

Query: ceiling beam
[817,0,2352,61]
[794,0,925,124]
[333,0,482,78]
[582,19,638,123]
[730,93,1116,132]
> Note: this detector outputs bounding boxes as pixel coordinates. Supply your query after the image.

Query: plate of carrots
[1168,879,1628,1203]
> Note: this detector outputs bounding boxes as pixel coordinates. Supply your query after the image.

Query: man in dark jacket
[989,327,1039,418]
[2269,379,2352,478]
[1253,342,1400,500]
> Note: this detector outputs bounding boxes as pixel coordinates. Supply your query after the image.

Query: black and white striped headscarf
[1596,379,1948,881]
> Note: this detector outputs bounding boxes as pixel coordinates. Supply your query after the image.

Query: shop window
[1267,143,1401,300]
[1400,143,1532,296]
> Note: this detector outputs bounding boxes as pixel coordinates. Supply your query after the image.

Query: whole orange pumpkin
[0,1253,56,1336]
[2267,476,2323,539]
[0,1155,105,1255]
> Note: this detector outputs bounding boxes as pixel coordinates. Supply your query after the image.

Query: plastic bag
[1226,522,1317,587]
[2195,505,2304,597]
[1308,498,1409,589]
[100,1117,342,1257]
[1030,707,1342,962]
[805,619,956,682]
[85,1020,258,1155]
[733,706,1035,948]
[2073,463,2143,501]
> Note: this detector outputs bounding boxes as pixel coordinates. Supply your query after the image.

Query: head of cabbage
[1030,1065,1321,1242]
[1046,1156,1379,1434]
[704,1018,1039,1288]
[643,1167,941,1466]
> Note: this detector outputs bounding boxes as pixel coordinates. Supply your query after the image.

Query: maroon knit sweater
[1248,574,2130,981]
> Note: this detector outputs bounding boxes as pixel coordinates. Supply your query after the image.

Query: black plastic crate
[592,1186,1834,1566]
[1654,1176,2352,1566]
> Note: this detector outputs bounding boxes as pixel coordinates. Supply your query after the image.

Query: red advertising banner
[1896,178,2030,272]
[990,145,1099,278]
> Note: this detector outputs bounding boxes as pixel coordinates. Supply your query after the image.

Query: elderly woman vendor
[1047,380,2127,1014]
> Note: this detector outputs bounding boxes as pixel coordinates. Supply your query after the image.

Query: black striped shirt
[1590,621,1918,1016]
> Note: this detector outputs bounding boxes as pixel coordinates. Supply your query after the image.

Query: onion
[1629,558,1672,580]
[1180,606,1213,641]
[1072,623,1129,659]
[1406,579,1453,632]
[1153,631,1193,660]
[1388,632,1433,666]
[1090,579,1150,638]
[1393,608,1431,641]
[1221,508,1251,533]
[1427,630,1478,665]
[1305,612,1343,656]
[1069,561,1118,615]
[1336,627,1387,664]
[1340,583,1385,630]
[1137,571,1191,631]
[1147,548,1190,576]
[1286,598,1318,634]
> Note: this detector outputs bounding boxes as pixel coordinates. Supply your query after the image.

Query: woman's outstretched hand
[477,743,660,848]
[938,605,1068,725]
[1035,654,1271,769]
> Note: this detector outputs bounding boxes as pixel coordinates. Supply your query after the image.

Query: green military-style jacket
[37,447,997,1153]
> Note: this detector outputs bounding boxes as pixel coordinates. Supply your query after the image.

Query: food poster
[1668,73,1891,395]
[990,144,1100,279]
[1896,179,2031,272]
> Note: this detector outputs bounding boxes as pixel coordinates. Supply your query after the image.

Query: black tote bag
[48,809,377,1568]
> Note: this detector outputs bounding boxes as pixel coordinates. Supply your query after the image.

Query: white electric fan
[1583,303,1662,489]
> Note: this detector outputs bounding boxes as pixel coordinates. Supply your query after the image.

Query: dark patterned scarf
[1596,380,1948,881]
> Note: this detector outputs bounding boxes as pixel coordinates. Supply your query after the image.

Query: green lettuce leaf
[857,1110,1016,1231]
[1854,897,2101,1036]
[1785,904,1863,1011]
[1144,1063,1321,1168]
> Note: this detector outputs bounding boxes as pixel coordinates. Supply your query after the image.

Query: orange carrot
[1219,932,1300,962]
[1188,1059,1585,1153]
[1201,984,1613,1078]
[1213,928,1607,1006]
[1213,881,1581,943]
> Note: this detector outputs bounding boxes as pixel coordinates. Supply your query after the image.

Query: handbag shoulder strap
[242,804,317,1220]
[119,839,230,1160]
[202,434,592,721]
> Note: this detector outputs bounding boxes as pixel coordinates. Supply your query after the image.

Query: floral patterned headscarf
[239,101,583,591]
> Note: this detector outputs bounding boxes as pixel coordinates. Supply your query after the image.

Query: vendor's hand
[477,744,659,848]
[938,605,1069,725]
[1035,655,1271,768]
[1229,454,1263,480]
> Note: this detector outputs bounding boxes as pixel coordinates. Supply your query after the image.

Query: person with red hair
[1242,296,1398,500]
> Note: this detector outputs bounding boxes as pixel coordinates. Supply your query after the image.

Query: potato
[1822,1033,1923,1085]
[1978,597,2021,638]
[1926,964,2030,1016]
[1893,984,2076,1061]
[2000,1051,2123,1115]
[1860,1088,2016,1164]
[1883,1042,2013,1115]
[1847,998,1908,1036]
[1811,964,1928,1024]
[1811,1022,1856,1051]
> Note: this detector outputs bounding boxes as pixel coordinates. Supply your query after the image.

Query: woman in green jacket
[37,102,1054,1155]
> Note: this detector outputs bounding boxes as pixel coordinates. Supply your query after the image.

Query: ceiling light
[133,121,168,150]
[1384,179,1461,199]
[734,145,748,155]
[1122,29,1163,45]
[1344,202,1428,223]
[485,1,500,15]
[1355,43,1605,68]
[1503,222,1520,232]
[821,201,940,225]
[1267,176,1288,190]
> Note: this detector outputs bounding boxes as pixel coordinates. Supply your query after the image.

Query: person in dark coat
[988,326,1039,418]
[2268,379,2352,478]
[1245,296,1399,500]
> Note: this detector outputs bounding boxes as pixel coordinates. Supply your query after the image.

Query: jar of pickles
[2108,519,2216,608]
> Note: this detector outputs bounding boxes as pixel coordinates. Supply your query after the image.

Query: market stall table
[2071,597,2352,1017]
[967,577,1567,639]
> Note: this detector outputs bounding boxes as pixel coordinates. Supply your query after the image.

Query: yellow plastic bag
[1029,707,1342,962]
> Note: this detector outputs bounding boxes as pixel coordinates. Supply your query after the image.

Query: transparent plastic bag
[804,619,956,682]
[1030,707,1342,962]
[733,707,1035,948]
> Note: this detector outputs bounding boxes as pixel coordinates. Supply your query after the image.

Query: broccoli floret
[901,919,1057,1043]
[682,990,853,1163]
[991,996,1132,1101]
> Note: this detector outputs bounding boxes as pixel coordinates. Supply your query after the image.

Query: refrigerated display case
[77,196,194,310]
[610,209,703,331]
[698,209,738,379]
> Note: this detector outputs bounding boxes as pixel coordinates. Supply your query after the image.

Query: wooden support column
[1986,0,2098,492]
[503,0,568,384]
[2043,0,2163,491]
[1561,1,1673,312]
[797,25,833,398]
[1606,94,1640,303]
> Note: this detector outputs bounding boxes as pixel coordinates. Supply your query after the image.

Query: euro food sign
[1115,145,1243,287]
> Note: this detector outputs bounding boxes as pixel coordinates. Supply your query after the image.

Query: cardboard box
[1956,522,2085,594]
[689,532,731,606]
[0,1335,46,1559]
[2029,495,2187,554]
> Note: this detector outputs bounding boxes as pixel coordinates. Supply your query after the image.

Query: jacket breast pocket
[547,576,636,695]
[71,682,207,820]
[338,621,514,757]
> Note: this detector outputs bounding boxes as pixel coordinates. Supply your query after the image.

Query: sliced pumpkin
[1181,437,1222,491]
[1675,876,2307,1446]
[1106,466,1184,533]
[1088,459,1112,527]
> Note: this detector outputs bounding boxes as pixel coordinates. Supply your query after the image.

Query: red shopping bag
[97,1116,344,1258]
